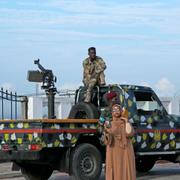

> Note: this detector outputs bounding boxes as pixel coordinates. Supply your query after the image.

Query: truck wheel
[70,143,102,180]
[20,164,53,180]
[69,102,99,119]
[136,157,156,172]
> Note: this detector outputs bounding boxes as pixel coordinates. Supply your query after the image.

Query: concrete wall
[28,95,74,119]
[27,95,180,119]
[160,97,180,115]
[28,96,43,119]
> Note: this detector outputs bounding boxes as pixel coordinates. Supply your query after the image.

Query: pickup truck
[0,84,180,180]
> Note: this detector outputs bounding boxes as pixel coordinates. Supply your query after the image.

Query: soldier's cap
[106,92,118,101]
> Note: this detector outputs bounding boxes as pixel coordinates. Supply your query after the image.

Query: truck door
[133,90,172,153]
[121,88,139,151]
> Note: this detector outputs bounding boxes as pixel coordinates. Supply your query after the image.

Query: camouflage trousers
[84,72,106,102]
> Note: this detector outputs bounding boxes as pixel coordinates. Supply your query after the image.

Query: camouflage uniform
[99,107,112,142]
[83,56,106,102]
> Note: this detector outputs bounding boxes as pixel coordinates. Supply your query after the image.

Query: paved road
[4,163,179,180]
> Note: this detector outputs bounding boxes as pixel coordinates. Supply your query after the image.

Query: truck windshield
[134,91,162,113]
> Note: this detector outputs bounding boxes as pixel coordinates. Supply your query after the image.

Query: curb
[0,172,22,179]
[0,171,60,179]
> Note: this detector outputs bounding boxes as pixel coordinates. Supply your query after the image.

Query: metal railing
[21,89,76,98]
[0,88,28,120]
[57,89,76,97]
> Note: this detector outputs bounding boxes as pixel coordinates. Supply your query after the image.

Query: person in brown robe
[104,104,136,180]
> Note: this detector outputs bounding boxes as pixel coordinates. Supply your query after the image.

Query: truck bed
[0,119,98,158]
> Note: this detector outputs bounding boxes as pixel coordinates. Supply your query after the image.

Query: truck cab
[69,84,180,172]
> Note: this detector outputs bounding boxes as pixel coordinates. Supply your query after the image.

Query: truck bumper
[0,151,40,161]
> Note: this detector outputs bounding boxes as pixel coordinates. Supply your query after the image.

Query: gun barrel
[34,59,46,72]
[34,59,40,65]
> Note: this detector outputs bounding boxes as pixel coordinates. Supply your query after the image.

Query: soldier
[98,92,118,144]
[99,92,118,125]
[99,91,128,126]
[83,47,106,102]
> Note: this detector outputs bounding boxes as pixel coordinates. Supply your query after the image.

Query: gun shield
[27,70,43,82]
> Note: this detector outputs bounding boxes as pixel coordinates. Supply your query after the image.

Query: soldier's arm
[82,61,86,84]
[100,108,111,122]
[95,58,107,74]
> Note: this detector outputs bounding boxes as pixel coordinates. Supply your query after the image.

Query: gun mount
[27,59,57,119]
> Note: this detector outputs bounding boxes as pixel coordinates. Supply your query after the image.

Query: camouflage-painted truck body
[0,84,180,180]
[0,119,98,157]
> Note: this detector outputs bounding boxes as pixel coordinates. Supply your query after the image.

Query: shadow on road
[51,164,180,180]
[137,164,180,180]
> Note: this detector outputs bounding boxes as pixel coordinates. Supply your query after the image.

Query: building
[160,97,180,115]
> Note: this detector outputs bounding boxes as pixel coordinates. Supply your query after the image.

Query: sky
[0,0,180,97]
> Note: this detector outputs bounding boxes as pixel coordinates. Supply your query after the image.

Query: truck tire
[20,164,53,180]
[136,157,156,172]
[70,143,102,180]
[69,102,99,119]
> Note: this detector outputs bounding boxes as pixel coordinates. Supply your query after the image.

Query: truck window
[134,91,162,115]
